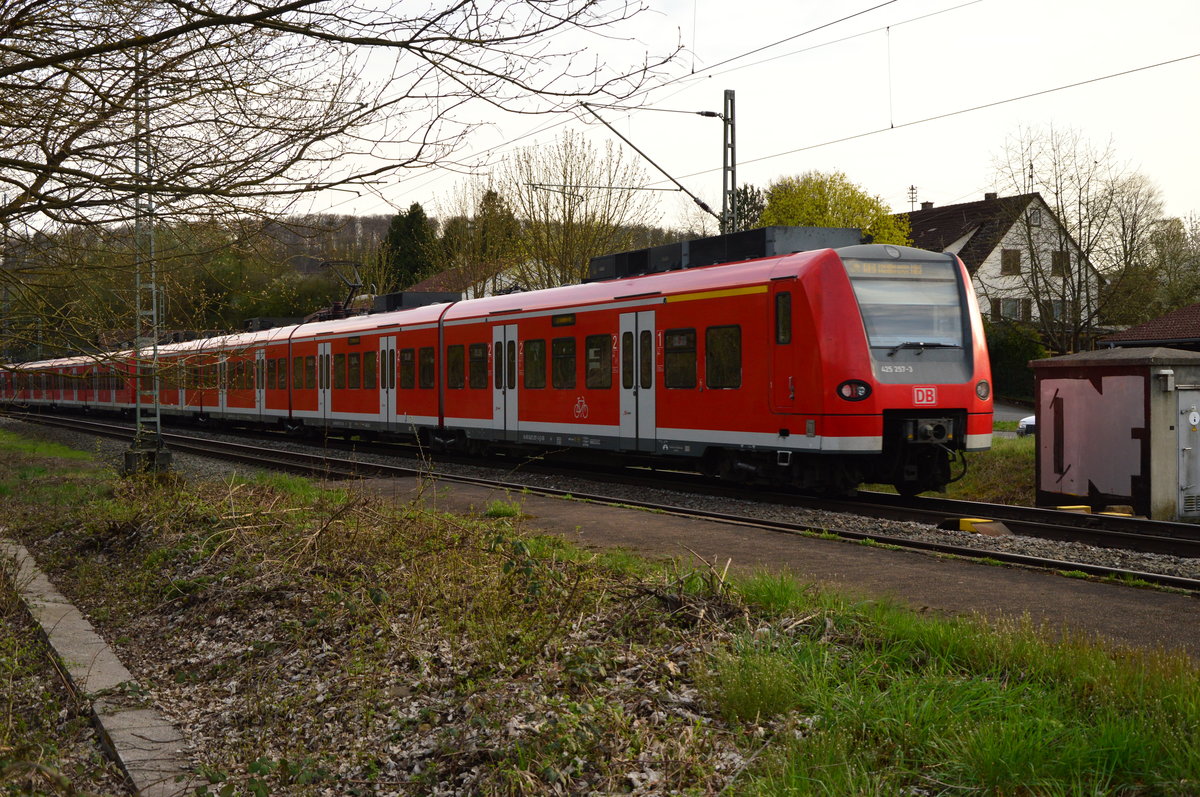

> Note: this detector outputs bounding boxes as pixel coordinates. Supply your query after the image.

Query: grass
[868,433,1037,504]
[709,570,1200,795]
[1,427,1198,794]
[947,433,1037,504]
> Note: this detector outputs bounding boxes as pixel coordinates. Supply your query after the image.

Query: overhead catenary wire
[653,49,1200,185]
[581,103,720,221]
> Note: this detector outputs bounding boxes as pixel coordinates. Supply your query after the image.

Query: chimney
[984,192,998,201]
[920,201,934,211]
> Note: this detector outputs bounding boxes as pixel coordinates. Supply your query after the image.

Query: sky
[305,0,1200,229]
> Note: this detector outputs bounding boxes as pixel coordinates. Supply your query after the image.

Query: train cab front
[837,244,993,496]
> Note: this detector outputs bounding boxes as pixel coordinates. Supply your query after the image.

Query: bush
[985,321,1048,402]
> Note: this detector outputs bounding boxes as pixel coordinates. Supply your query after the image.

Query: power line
[321,3,919,214]
[657,50,1200,184]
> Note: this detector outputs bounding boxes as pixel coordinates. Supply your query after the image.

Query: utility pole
[124,49,171,475]
[721,90,737,233]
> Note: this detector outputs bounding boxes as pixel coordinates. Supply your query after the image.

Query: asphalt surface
[364,475,1200,662]
[993,400,1032,423]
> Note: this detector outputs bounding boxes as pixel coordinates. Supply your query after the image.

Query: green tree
[733,184,766,231]
[383,203,439,289]
[760,171,910,244]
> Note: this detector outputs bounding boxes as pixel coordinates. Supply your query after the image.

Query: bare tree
[501,130,659,289]
[991,126,1166,351]
[0,0,677,353]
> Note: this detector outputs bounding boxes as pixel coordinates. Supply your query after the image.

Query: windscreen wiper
[886,341,960,357]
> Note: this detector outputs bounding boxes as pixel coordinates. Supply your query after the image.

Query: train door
[380,336,397,431]
[254,349,266,418]
[492,324,519,441]
[769,281,798,413]
[218,357,228,414]
[619,311,656,452]
[317,341,331,422]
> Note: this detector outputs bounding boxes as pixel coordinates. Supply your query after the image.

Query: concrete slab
[1,539,199,797]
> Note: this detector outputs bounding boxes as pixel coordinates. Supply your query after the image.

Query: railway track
[8,410,1200,594]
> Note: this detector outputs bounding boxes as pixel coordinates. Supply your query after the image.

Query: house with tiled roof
[407,263,523,299]
[1100,303,1200,350]
[900,192,1100,335]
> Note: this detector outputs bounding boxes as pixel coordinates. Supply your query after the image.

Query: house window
[1051,251,1069,277]
[1028,209,1042,227]
[1000,249,1021,276]
[991,298,1028,322]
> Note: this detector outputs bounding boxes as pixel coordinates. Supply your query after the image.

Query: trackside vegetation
[0,425,1197,794]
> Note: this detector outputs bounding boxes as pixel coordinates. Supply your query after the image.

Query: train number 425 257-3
[880,365,914,373]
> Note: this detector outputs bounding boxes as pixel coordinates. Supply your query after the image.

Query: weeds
[2,428,1199,795]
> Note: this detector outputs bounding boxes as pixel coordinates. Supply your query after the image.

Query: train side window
[305,356,316,389]
[400,348,415,389]
[277,358,287,389]
[705,325,742,389]
[469,343,488,389]
[775,292,792,344]
[447,345,465,389]
[551,337,576,389]
[267,358,276,389]
[364,351,377,390]
[292,357,301,389]
[334,353,347,389]
[640,330,654,389]
[664,329,696,389]
[524,339,546,389]
[586,334,612,389]
[621,332,634,389]
[348,352,361,389]
[418,347,435,389]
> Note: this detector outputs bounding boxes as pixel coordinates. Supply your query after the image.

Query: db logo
[913,386,937,405]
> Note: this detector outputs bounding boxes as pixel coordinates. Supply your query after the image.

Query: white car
[1017,415,1036,437]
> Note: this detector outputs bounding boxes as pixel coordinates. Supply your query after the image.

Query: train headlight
[836,379,872,401]
[975,380,991,400]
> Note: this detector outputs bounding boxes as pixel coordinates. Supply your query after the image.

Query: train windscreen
[842,256,964,349]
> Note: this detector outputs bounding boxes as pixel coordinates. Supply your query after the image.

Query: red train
[1,240,992,494]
